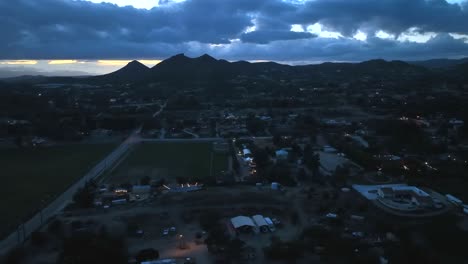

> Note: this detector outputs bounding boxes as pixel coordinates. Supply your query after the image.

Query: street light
[178,234,187,249]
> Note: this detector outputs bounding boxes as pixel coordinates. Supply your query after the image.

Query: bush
[31,231,47,247]
[3,246,24,264]
[48,219,64,237]
[136,248,159,263]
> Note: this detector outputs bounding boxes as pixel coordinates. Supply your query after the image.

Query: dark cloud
[203,33,468,62]
[294,0,468,36]
[240,30,316,44]
[0,0,467,61]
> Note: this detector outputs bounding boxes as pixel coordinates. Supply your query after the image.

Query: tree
[48,219,64,237]
[205,225,230,254]
[225,239,246,260]
[199,210,221,231]
[273,134,282,146]
[58,232,127,264]
[140,176,151,185]
[14,136,23,148]
[263,239,304,261]
[73,186,95,208]
[253,148,270,168]
[297,168,306,182]
[333,166,349,186]
[136,248,159,263]
[268,162,295,186]
[3,246,24,264]
[31,231,47,247]
[304,146,320,176]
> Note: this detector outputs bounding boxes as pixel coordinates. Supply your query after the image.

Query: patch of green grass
[109,142,229,184]
[0,144,116,237]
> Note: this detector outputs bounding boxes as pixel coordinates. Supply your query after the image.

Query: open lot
[34,186,297,264]
[0,144,116,238]
[107,142,229,184]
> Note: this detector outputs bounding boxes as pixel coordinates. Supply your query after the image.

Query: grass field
[108,142,229,184]
[0,144,116,238]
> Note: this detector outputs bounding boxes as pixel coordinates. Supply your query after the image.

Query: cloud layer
[0,0,467,62]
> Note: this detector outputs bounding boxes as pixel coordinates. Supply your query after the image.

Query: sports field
[107,142,229,184]
[0,144,116,238]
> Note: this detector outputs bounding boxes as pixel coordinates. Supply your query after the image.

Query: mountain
[94,55,429,86]
[295,59,429,82]
[1,54,435,86]
[442,62,468,81]
[408,57,468,69]
[92,60,150,82]
[148,53,232,83]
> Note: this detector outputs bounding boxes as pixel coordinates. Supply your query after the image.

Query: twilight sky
[0,0,467,77]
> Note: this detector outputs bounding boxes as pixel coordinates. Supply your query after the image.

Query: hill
[408,57,468,69]
[1,54,438,86]
[91,60,150,83]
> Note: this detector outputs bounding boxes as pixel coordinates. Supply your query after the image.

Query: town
[0,53,467,264]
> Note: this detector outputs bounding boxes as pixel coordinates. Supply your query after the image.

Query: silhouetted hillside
[408,57,468,69]
[92,60,150,82]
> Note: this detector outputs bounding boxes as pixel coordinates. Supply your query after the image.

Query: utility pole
[22,223,26,242]
[209,151,214,179]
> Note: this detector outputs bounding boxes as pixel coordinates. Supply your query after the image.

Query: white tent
[252,215,268,227]
[230,216,255,229]
[275,149,288,160]
[243,149,252,156]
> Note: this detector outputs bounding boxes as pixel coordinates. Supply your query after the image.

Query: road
[0,128,141,255]
[152,101,167,118]
[0,112,271,254]
[141,136,272,143]
[183,129,199,138]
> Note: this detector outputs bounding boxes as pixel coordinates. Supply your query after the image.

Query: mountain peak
[125,60,148,69]
[196,54,217,62]
[94,59,149,82]
[171,53,189,60]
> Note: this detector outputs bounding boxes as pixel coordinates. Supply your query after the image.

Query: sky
[0,0,467,77]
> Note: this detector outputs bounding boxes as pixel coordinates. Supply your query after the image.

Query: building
[378,186,433,207]
[252,215,269,232]
[275,149,288,160]
[230,216,256,232]
[264,217,276,231]
[446,194,463,206]
[323,145,337,153]
[243,148,252,157]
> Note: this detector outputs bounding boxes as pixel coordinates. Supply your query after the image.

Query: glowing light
[97,60,161,66]
[48,60,78,65]
[0,60,38,65]
[97,60,132,66]
[139,60,162,65]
